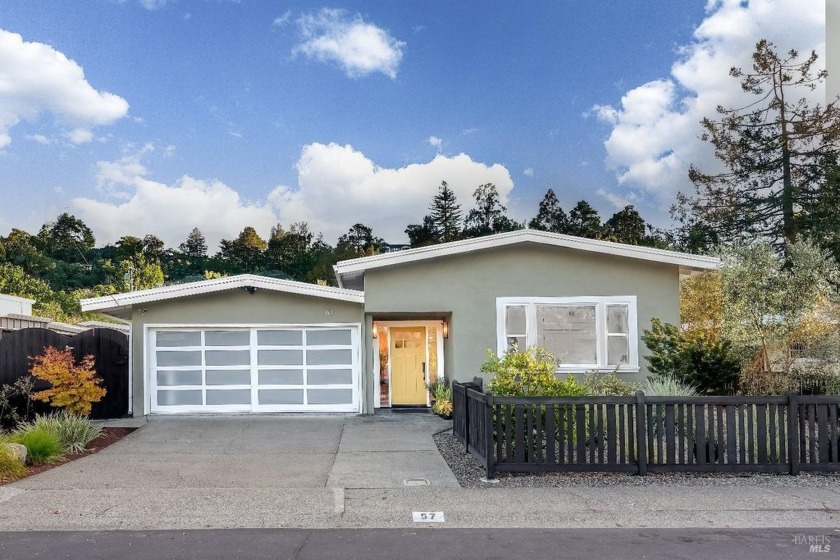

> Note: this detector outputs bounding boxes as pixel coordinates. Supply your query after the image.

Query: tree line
[0,185,670,322]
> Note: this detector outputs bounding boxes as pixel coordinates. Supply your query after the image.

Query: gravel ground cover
[433,428,840,489]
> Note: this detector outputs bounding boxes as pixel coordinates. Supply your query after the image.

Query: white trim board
[81,274,364,314]
[334,229,720,287]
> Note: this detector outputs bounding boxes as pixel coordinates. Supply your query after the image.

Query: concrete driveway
[0,413,458,530]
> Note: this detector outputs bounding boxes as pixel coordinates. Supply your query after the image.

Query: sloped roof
[333,229,720,288]
[80,274,365,316]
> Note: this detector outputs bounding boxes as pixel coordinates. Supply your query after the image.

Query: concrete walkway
[1,414,839,531]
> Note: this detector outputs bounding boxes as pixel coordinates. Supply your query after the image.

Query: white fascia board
[334,230,721,277]
[80,274,364,313]
[0,293,37,304]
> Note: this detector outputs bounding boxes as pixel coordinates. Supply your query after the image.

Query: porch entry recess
[375,320,444,408]
[148,325,361,414]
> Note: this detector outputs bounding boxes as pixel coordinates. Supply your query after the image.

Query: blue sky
[0,0,826,247]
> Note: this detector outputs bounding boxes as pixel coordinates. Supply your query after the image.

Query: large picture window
[496,296,638,371]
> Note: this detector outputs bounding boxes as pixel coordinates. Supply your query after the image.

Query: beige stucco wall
[363,244,681,385]
[130,289,364,416]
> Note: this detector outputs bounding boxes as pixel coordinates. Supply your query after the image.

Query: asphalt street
[1,528,838,560]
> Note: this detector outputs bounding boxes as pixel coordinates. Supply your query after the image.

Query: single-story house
[80,230,719,416]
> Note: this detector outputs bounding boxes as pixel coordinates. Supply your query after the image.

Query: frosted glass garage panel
[156,369,202,386]
[205,350,250,366]
[259,369,304,385]
[156,331,201,347]
[258,330,302,346]
[307,349,352,366]
[308,389,353,404]
[259,350,303,365]
[307,329,351,346]
[206,390,251,405]
[157,390,202,406]
[204,330,250,346]
[308,369,352,385]
[156,351,202,367]
[259,389,304,405]
[205,369,251,385]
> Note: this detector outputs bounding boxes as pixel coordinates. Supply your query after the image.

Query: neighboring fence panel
[0,328,129,419]
[451,382,840,478]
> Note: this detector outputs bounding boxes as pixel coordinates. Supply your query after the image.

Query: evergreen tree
[217,226,267,272]
[405,216,439,248]
[179,228,208,258]
[428,181,462,242]
[336,223,384,257]
[37,213,95,263]
[605,205,646,245]
[680,40,840,247]
[567,200,604,239]
[528,189,569,233]
[463,183,522,237]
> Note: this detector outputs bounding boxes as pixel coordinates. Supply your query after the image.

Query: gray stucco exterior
[362,243,681,385]
[129,289,364,416]
[83,234,702,417]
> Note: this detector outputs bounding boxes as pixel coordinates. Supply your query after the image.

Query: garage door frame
[144,323,363,415]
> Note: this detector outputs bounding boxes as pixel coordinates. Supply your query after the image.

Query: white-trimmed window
[496,296,639,372]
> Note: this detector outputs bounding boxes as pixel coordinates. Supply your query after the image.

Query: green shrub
[482,347,587,397]
[10,427,63,465]
[22,411,102,454]
[642,318,740,395]
[0,446,27,480]
[582,371,636,396]
[637,377,699,397]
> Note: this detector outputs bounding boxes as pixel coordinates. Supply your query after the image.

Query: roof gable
[81,274,364,315]
[334,230,719,288]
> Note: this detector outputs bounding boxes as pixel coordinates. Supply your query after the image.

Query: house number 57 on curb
[413,512,445,523]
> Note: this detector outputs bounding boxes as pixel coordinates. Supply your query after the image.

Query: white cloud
[293,8,405,78]
[0,30,128,149]
[596,187,639,210]
[138,0,174,9]
[73,145,280,249]
[427,135,442,150]
[593,0,825,200]
[273,10,292,27]
[25,134,51,145]
[268,142,513,242]
[523,168,534,178]
[72,142,513,247]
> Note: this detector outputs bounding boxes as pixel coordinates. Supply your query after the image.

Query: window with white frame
[497,296,638,371]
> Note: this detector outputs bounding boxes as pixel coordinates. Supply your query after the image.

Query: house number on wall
[412,511,445,523]
[324,308,335,316]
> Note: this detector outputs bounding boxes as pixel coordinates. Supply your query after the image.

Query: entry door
[390,326,427,405]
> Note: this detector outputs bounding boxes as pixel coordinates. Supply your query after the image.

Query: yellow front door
[390,326,427,405]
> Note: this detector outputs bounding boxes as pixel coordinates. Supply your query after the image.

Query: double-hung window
[497,296,638,372]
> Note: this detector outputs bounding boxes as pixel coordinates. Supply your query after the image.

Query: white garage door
[149,326,360,413]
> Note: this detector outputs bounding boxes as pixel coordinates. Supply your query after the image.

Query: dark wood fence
[0,328,129,419]
[452,381,840,478]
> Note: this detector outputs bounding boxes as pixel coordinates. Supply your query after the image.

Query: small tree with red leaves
[29,346,106,416]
